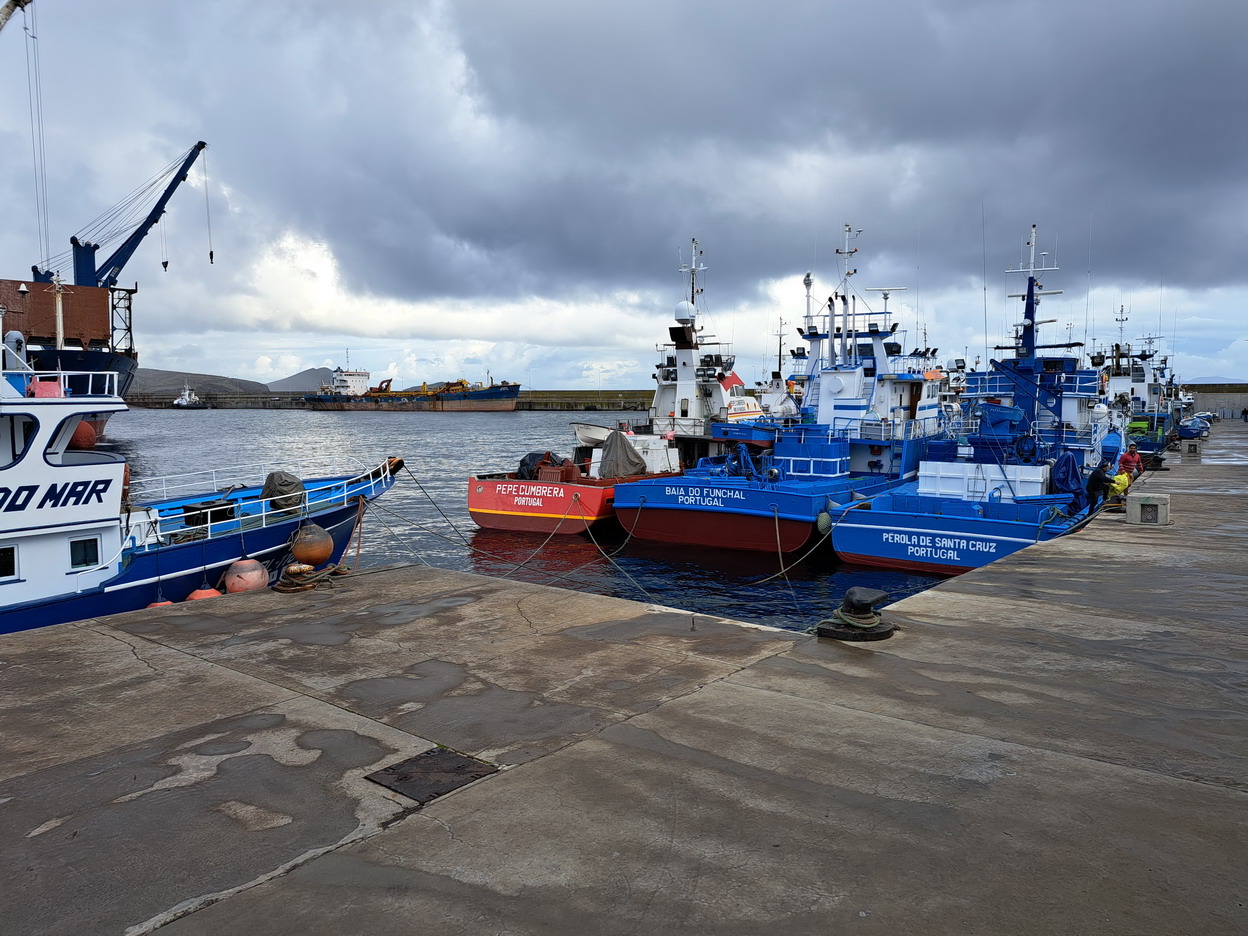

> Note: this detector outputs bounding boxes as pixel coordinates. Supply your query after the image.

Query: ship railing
[825,413,949,442]
[965,371,1103,399]
[138,456,394,546]
[128,454,372,503]
[1,368,121,400]
[1034,425,1099,450]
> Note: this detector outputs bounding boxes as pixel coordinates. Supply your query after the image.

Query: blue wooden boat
[0,353,401,634]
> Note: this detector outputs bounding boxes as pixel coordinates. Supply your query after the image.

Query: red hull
[612,506,813,553]
[468,475,618,534]
[835,552,968,576]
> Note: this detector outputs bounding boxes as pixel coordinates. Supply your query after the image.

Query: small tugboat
[827,225,1110,575]
[467,238,758,534]
[0,344,402,634]
[170,381,211,409]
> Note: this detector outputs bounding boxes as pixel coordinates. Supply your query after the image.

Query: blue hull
[829,486,1087,575]
[614,425,925,553]
[0,460,400,635]
[615,471,905,553]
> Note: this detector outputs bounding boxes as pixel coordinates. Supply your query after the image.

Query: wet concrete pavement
[2,423,1245,934]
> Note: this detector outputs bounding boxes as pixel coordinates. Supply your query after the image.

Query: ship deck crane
[32,140,208,287]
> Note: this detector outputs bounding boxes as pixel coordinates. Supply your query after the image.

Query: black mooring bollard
[816,586,896,641]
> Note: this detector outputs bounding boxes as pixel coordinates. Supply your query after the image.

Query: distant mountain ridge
[266,368,334,392]
[129,369,269,396]
[129,367,337,395]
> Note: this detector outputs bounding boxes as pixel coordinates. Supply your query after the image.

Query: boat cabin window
[1,414,37,468]
[69,536,100,570]
[0,544,16,580]
[45,417,89,465]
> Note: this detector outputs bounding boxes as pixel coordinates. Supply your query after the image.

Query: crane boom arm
[0,1,33,35]
[80,140,208,287]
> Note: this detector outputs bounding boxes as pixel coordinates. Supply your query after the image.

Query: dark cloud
[0,0,1244,385]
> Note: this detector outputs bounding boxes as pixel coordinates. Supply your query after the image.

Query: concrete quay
[2,427,1245,934]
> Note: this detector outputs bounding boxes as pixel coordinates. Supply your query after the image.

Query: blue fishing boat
[1095,328,1193,465]
[613,225,950,553]
[0,345,401,635]
[827,225,1112,575]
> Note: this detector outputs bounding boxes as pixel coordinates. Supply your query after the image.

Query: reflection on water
[101,407,942,632]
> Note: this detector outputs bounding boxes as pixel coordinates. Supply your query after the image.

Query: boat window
[69,536,100,570]
[45,416,89,465]
[0,544,16,580]
[0,415,37,468]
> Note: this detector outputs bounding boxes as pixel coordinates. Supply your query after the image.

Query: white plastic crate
[917,461,1048,502]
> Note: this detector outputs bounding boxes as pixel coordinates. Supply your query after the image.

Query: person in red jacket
[1118,442,1144,479]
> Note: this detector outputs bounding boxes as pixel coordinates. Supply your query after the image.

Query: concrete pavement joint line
[121,801,419,936]
[718,675,1248,793]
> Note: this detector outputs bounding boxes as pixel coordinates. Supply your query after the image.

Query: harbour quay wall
[1190,383,1248,418]
[124,389,657,411]
[2,426,1245,933]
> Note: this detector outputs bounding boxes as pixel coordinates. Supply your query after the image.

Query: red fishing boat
[468,433,679,535]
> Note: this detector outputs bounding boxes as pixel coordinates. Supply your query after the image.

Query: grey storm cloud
[0,0,1244,382]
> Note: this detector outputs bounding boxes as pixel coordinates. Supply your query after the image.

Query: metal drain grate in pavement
[366,748,498,805]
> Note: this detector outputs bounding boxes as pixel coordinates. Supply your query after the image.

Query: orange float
[291,524,334,566]
[69,421,98,450]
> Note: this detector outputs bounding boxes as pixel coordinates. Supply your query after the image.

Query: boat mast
[1006,224,1062,365]
[834,224,860,364]
[773,318,786,375]
[52,276,65,350]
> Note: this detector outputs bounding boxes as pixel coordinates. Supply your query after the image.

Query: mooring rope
[816,605,881,630]
[272,563,351,593]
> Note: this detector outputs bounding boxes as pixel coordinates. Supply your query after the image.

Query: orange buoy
[187,586,221,600]
[69,421,98,450]
[291,524,334,566]
[147,599,174,607]
[224,558,269,593]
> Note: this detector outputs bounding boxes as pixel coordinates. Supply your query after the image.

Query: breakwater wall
[125,390,657,411]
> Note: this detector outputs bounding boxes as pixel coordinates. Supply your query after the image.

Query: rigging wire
[38,145,204,272]
[981,202,989,368]
[23,2,50,263]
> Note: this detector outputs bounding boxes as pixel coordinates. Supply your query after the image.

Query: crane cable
[202,146,214,264]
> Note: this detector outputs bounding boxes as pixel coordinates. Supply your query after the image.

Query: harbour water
[104,407,941,632]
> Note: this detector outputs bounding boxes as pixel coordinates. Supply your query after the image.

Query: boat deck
[2,426,1245,934]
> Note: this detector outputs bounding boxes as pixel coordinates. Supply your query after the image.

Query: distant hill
[267,368,333,392]
[1189,376,1248,385]
[130,369,269,396]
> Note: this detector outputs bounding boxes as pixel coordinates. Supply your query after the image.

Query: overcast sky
[1,0,1244,389]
